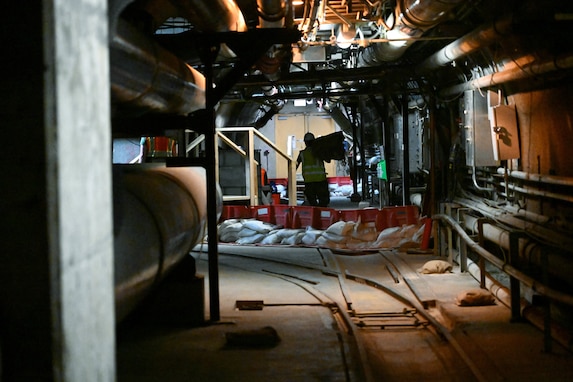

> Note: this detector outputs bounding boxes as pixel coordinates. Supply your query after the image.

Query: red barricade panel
[272,205,292,228]
[384,205,420,227]
[315,208,339,230]
[291,206,317,229]
[220,205,251,222]
[251,205,274,223]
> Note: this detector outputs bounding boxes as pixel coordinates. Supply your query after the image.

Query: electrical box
[463,90,498,167]
[490,104,520,160]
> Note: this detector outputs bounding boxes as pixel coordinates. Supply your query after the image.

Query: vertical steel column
[541,252,553,353]
[204,44,220,322]
[445,203,453,264]
[457,208,469,272]
[429,97,437,256]
[508,232,521,322]
[477,219,487,289]
[402,94,410,205]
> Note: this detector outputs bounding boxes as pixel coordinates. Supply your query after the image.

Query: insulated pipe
[359,0,463,66]
[433,214,573,306]
[497,168,573,188]
[417,16,513,72]
[460,212,573,291]
[110,18,206,115]
[440,53,573,97]
[113,165,218,322]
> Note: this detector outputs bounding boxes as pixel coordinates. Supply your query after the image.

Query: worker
[296,132,330,207]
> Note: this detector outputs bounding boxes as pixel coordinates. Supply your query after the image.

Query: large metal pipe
[498,168,573,188]
[440,53,573,97]
[113,165,217,322]
[110,18,206,115]
[460,212,573,291]
[417,16,514,72]
[359,0,464,66]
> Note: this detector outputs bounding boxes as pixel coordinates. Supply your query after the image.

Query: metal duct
[113,165,218,322]
[168,0,247,32]
[417,16,514,72]
[111,18,206,115]
[359,0,463,66]
[440,53,573,97]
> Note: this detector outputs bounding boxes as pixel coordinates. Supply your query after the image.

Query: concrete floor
[116,242,573,382]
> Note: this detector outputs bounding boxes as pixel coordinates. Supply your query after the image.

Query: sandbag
[456,289,496,306]
[418,260,452,274]
[325,221,354,236]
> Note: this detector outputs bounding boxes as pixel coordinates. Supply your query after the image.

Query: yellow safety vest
[299,148,326,182]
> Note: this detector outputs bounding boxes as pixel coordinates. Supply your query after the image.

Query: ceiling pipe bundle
[359,0,464,66]
[417,15,514,72]
[440,53,573,97]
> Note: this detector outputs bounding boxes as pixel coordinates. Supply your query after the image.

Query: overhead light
[336,25,356,49]
[386,28,409,47]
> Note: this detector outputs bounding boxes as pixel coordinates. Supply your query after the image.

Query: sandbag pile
[218,217,425,251]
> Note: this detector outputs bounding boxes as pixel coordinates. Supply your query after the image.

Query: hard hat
[304,132,315,142]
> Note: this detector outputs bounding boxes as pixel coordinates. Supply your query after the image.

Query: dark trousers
[304,180,330,207]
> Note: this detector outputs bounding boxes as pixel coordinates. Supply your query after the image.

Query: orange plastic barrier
[291,206,317,229]
[220,205,251,222]
[272,205,292,228]
[314,208,340,230]
[221,204,420,231]
[384,205,420,227]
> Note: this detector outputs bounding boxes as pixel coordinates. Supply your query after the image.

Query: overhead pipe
[110,0,249,116]
[167,0,247,33]
[110,17,206,115]
[440,53,573,97]
[359,0,464,66]
[417,15,514,72]
[255,0,293,81]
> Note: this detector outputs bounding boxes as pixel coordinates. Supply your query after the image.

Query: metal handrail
[216,127,297,206]
[433,213,573,306]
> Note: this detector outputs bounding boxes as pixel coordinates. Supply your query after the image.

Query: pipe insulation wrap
[113,165,214,322]
[110,18,206,115]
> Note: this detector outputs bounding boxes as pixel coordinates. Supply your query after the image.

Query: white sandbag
[276,228,305,239]
[243,219,275,234]
[352,224,379,242]
[411,224,426,243]
[302,229,323,245]
[219,232,240,243]
[418,260,452,274]
[376,226,401,240]
[238,228,259,237]
[236,234,265,245]
[315,236,347,250]
[325,221,354,236]
[261,232,282,245]
[281,232,305,245]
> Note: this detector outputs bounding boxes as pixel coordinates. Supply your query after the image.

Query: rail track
[197,244,497,382]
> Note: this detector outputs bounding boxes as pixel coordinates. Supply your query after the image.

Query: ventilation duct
[359,0,464,66]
